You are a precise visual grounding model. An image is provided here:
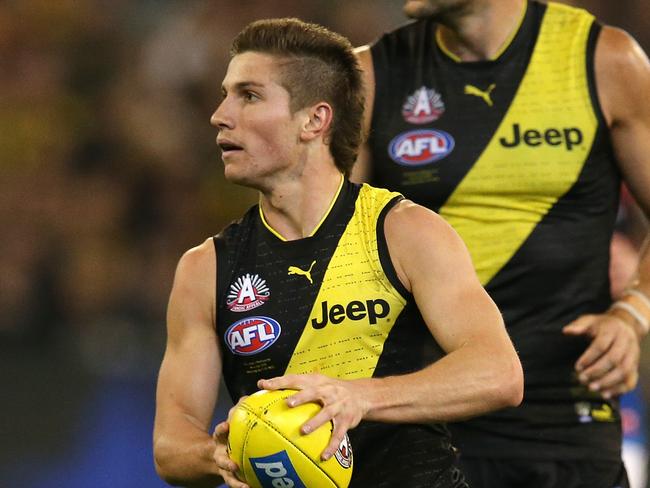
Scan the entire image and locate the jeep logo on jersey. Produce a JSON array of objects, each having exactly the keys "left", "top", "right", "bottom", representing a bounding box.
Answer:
[
  {"left": 225, "top": 316, "right": 281, "bottom": 355},
  {"left": 402, "top": 86, "right": 445, "bottom": 124},
  {"left": 311, "top": 299, "right": 390, "bottom": 329},
  {"left": 227, "top": 273, "right": 270, "bottom": 312},
  {"left": 250, "top": 451, "right": 306, "bottom": 488},
  {"left": 499, "top": 123, "right": 584, "bottom": 150},
  {"left": 388, "top": 129, "right": 455, "bottom": 166}
]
